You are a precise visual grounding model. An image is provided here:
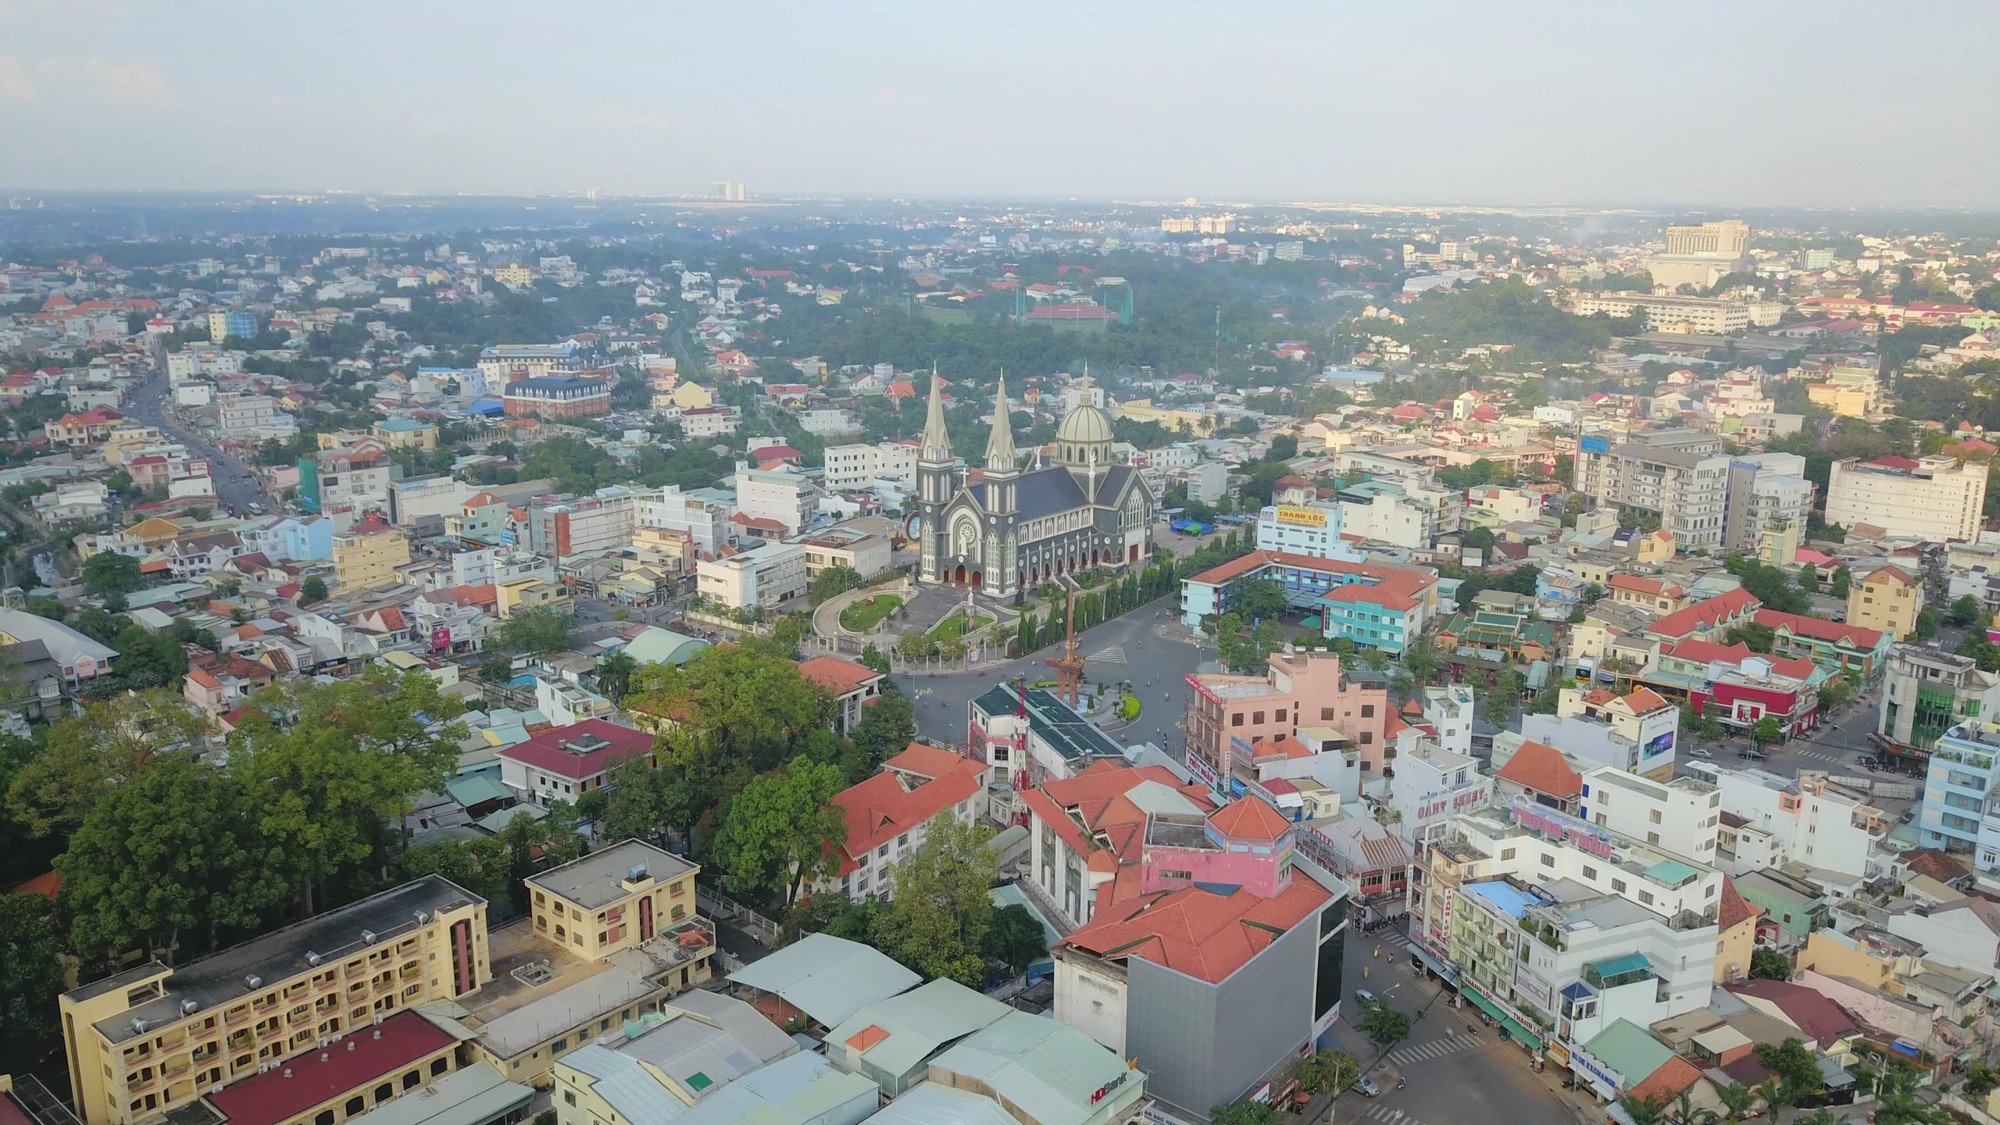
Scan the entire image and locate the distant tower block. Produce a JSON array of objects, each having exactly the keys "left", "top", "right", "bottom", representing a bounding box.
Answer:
[{"left": 584, "top": 186, "right": 603, "bottom": 201}]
